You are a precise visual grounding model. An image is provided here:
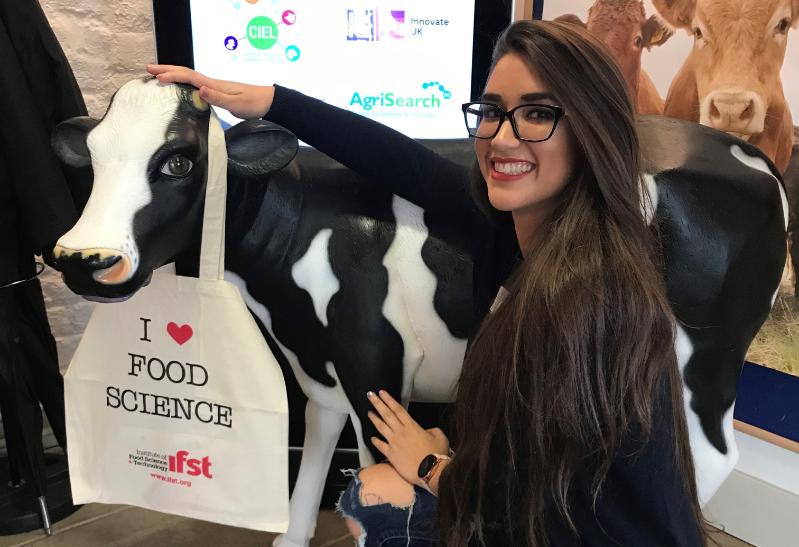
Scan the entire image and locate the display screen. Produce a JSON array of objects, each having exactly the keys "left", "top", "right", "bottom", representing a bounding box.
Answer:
[{"left": 187, "top": 0, "right": 477, "bottom": 138}]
